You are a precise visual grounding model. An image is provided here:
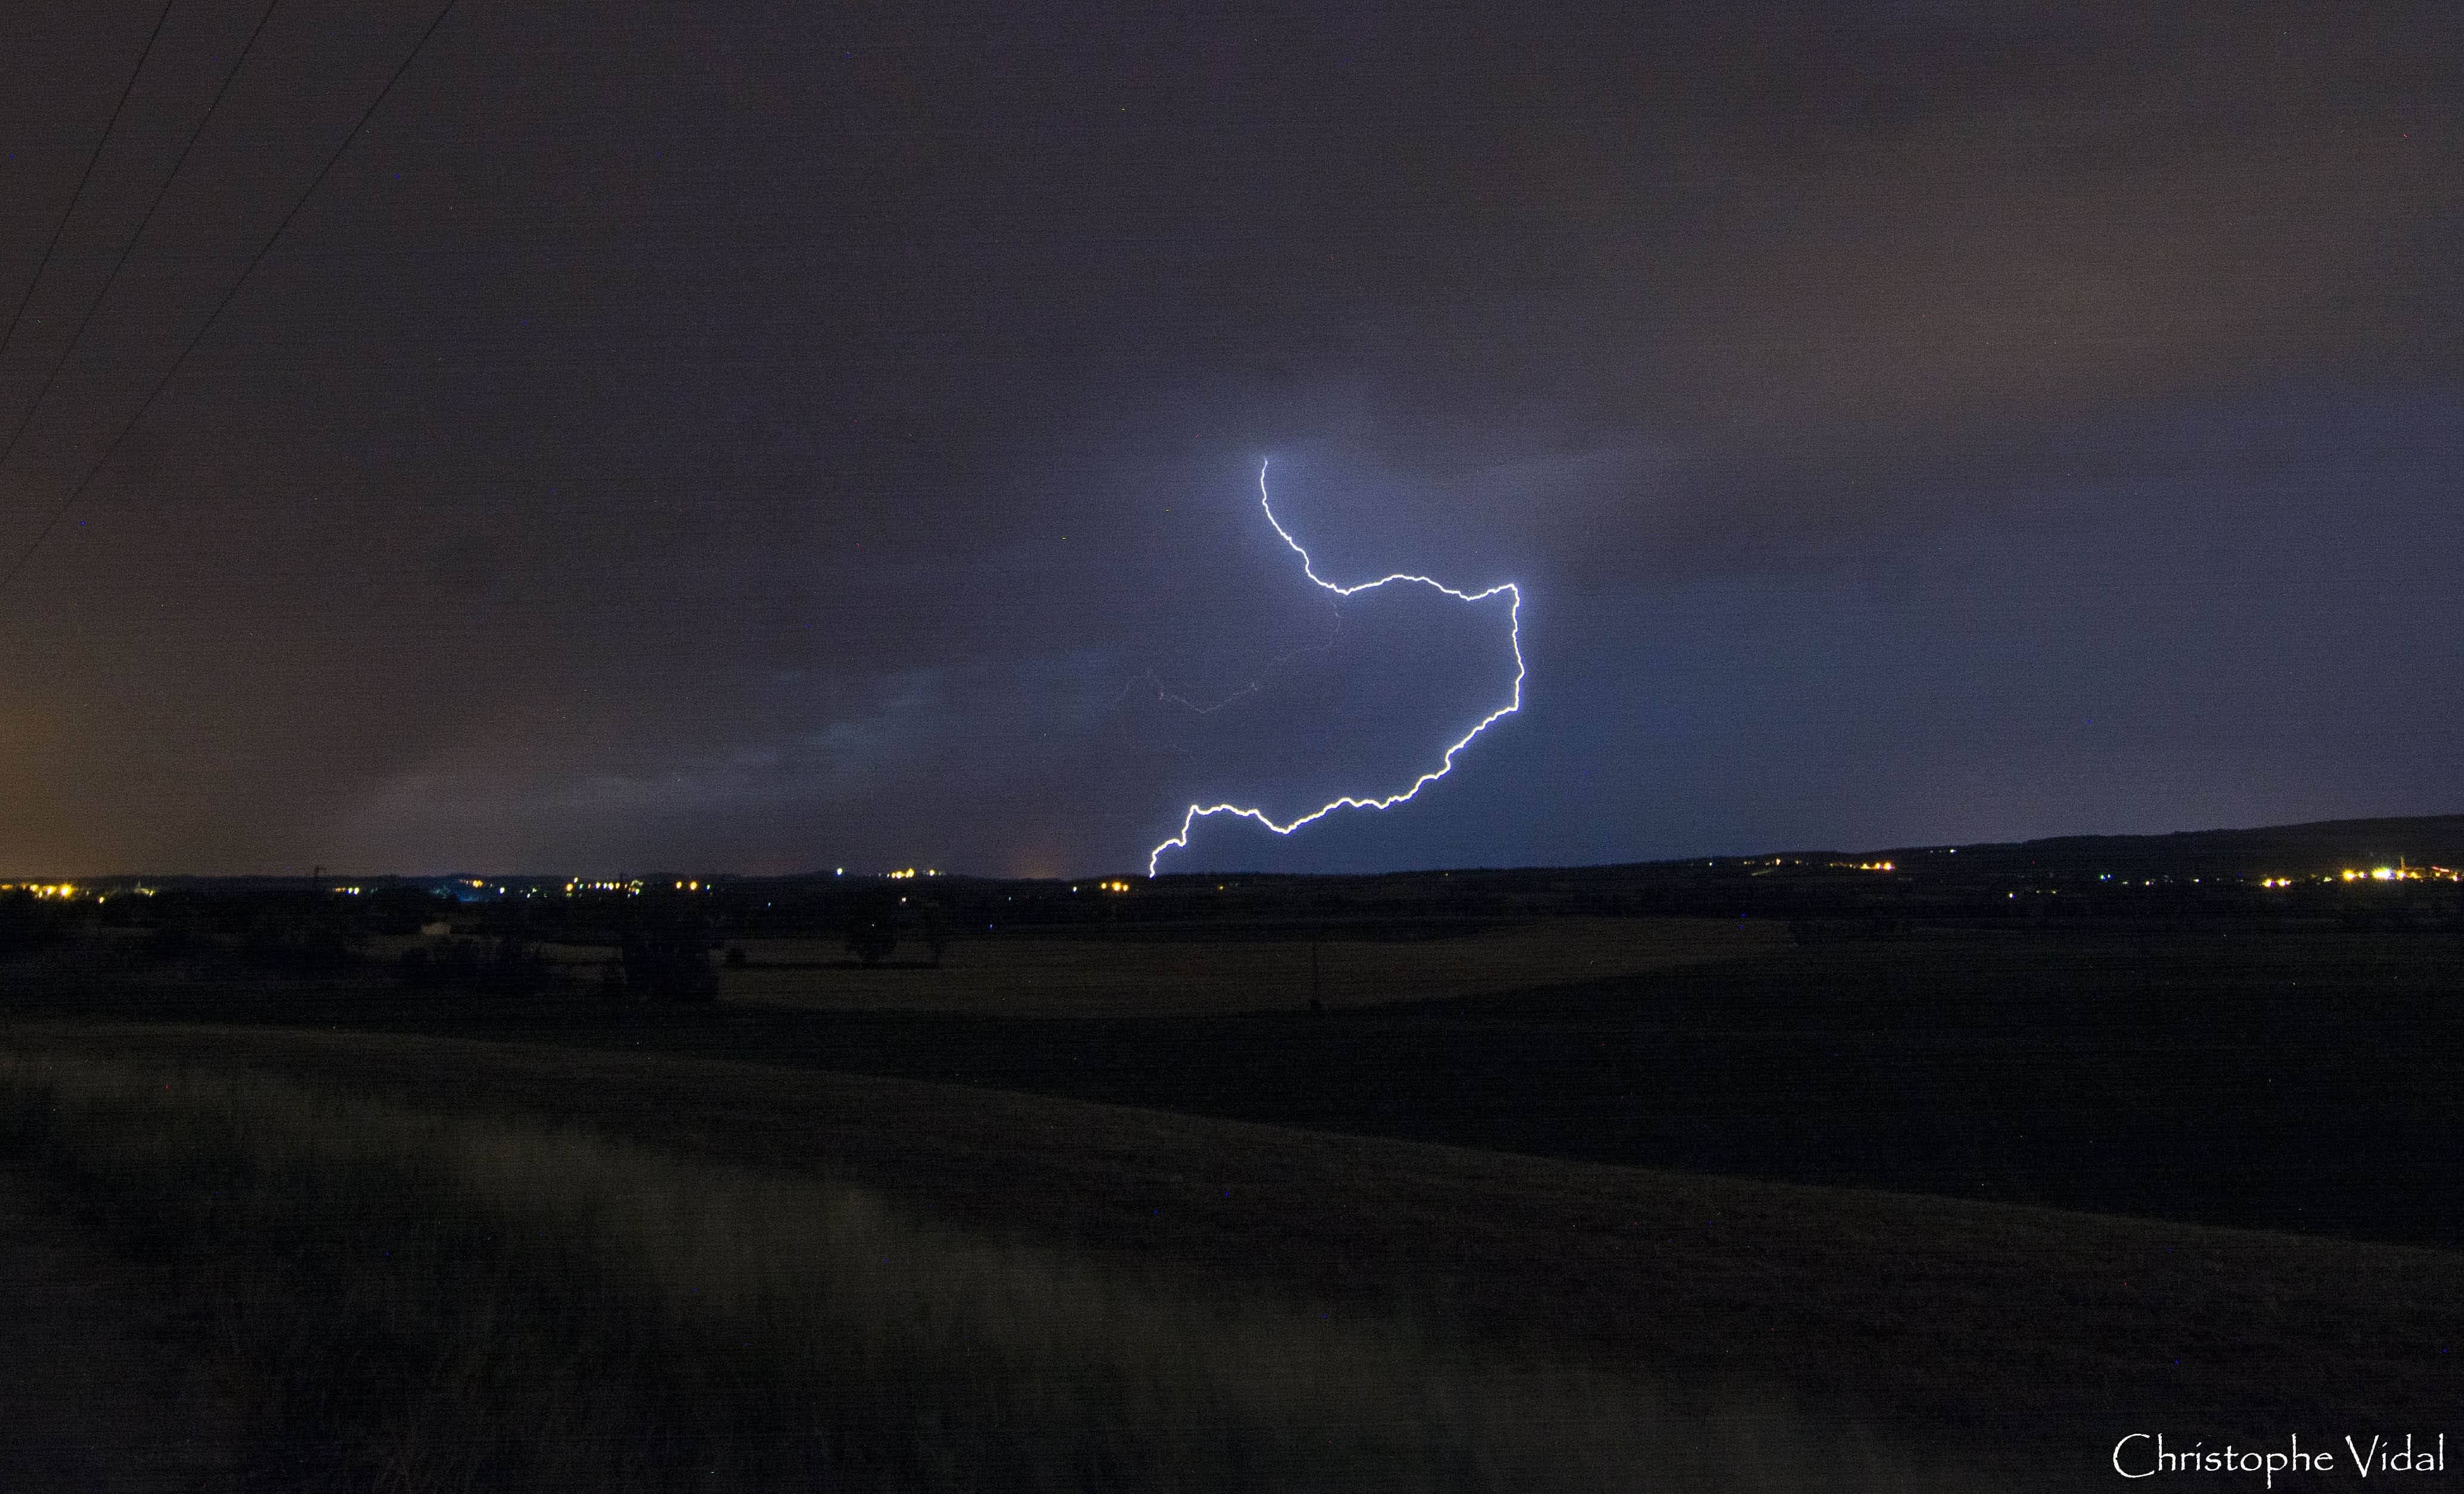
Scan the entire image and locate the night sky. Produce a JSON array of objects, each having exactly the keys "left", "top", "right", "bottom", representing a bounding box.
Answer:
[{"left": 2, "top": 3, "right": 2457, "bottom": 878}]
